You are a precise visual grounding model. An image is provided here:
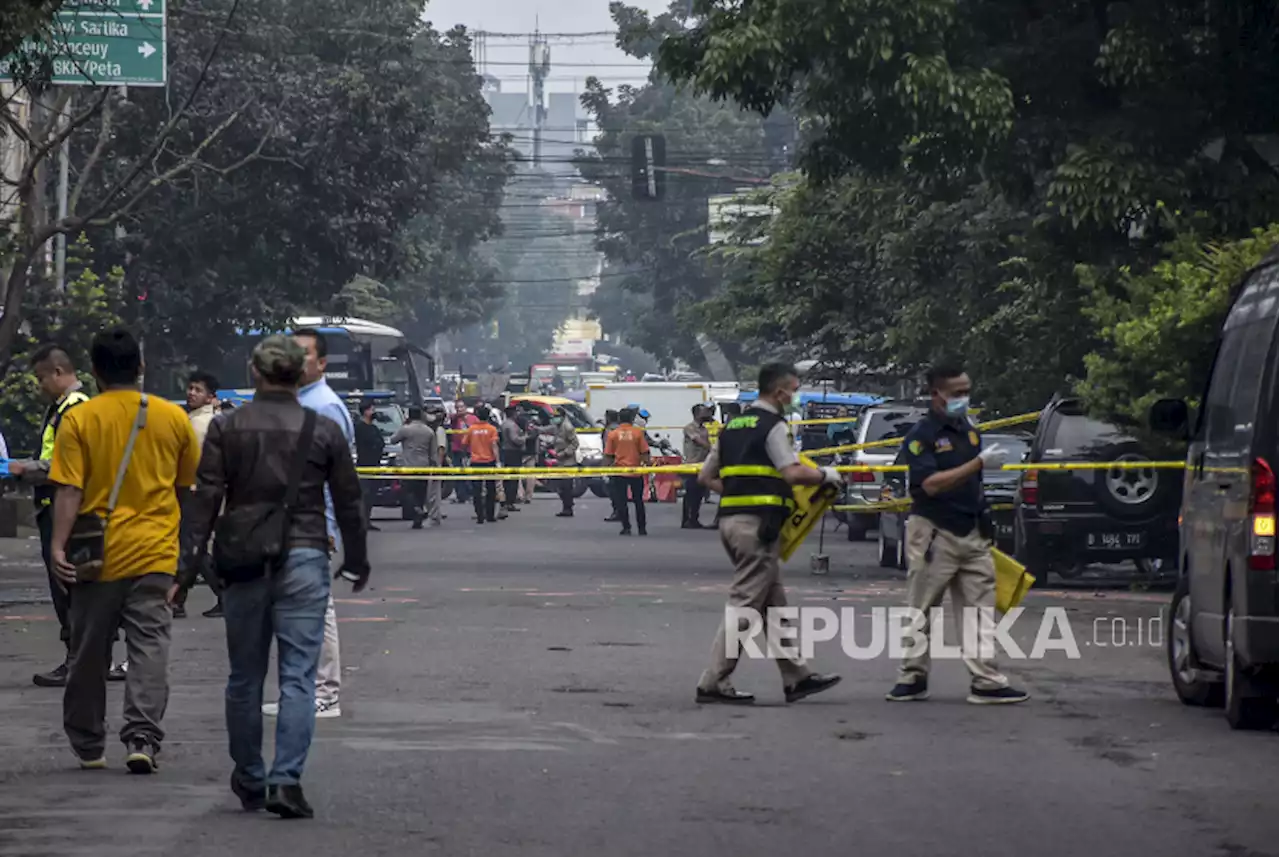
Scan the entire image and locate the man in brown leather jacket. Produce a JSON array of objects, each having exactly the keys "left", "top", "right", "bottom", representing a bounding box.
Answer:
[{"left": 178, "top": 334, "right": 368, "bottom": 820}]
